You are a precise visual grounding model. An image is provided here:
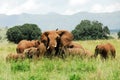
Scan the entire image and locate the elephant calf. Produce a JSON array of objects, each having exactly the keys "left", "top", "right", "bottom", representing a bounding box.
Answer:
[
  {"left": 94, "top": 43, "right": 116, "bottom": 59},
  {"left": 6, "top": 53, "right": 25, "bottom": 62},
  {"left": 24, "top": 47, "right": 40, "bottom": 59},
  {"left": 16, "top": 40, "right": 40, "bottom": 54}
]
